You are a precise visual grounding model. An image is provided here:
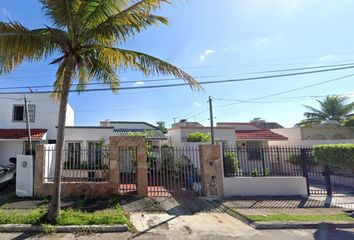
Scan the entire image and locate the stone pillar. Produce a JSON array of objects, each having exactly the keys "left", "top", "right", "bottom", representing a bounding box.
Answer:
[
  {"left": 110, "top": 136, "right": 148, "bottom": 197},
  {"left": 199, "top": 144, "right": 224, "bottom": 197},
  {"left": 136, "top": 144, "right": 147, "bottom": 197},
  {"left": 34, "top": 144, "right": 44, "bottom": 197},
  {"left": 109, "top": 136, "right": 120, "bottom": 195}
]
